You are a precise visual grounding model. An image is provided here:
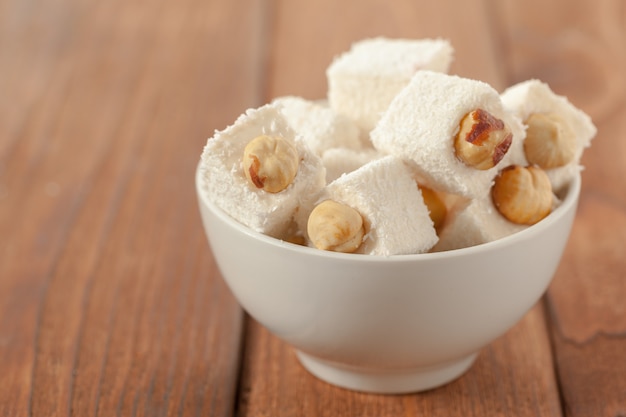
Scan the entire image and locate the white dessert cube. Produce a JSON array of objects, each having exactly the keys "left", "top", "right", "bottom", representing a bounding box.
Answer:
[
  {"left": 312, "top": 155, "right": 438, "bottom": 255},
  {"left": 321, "top": 147, "right": 382, "bottom": 183},
  {"left": 432, "top": 197, "right": 526, "bottom": 252},
  {"left": 501, "top": 79, "right": 597, "bottom": 193},
  {"left": 200, "top": 103, "right": 326, "bottom": 238},
  {"left": 273, "top": 96, "right": 364, "bottom": 156},
  {"left": 371, "top": 70, "right": 525, "bottom": 199},
  {"left": 327, "top": 37, "right": 454, "bottom": 132}
]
